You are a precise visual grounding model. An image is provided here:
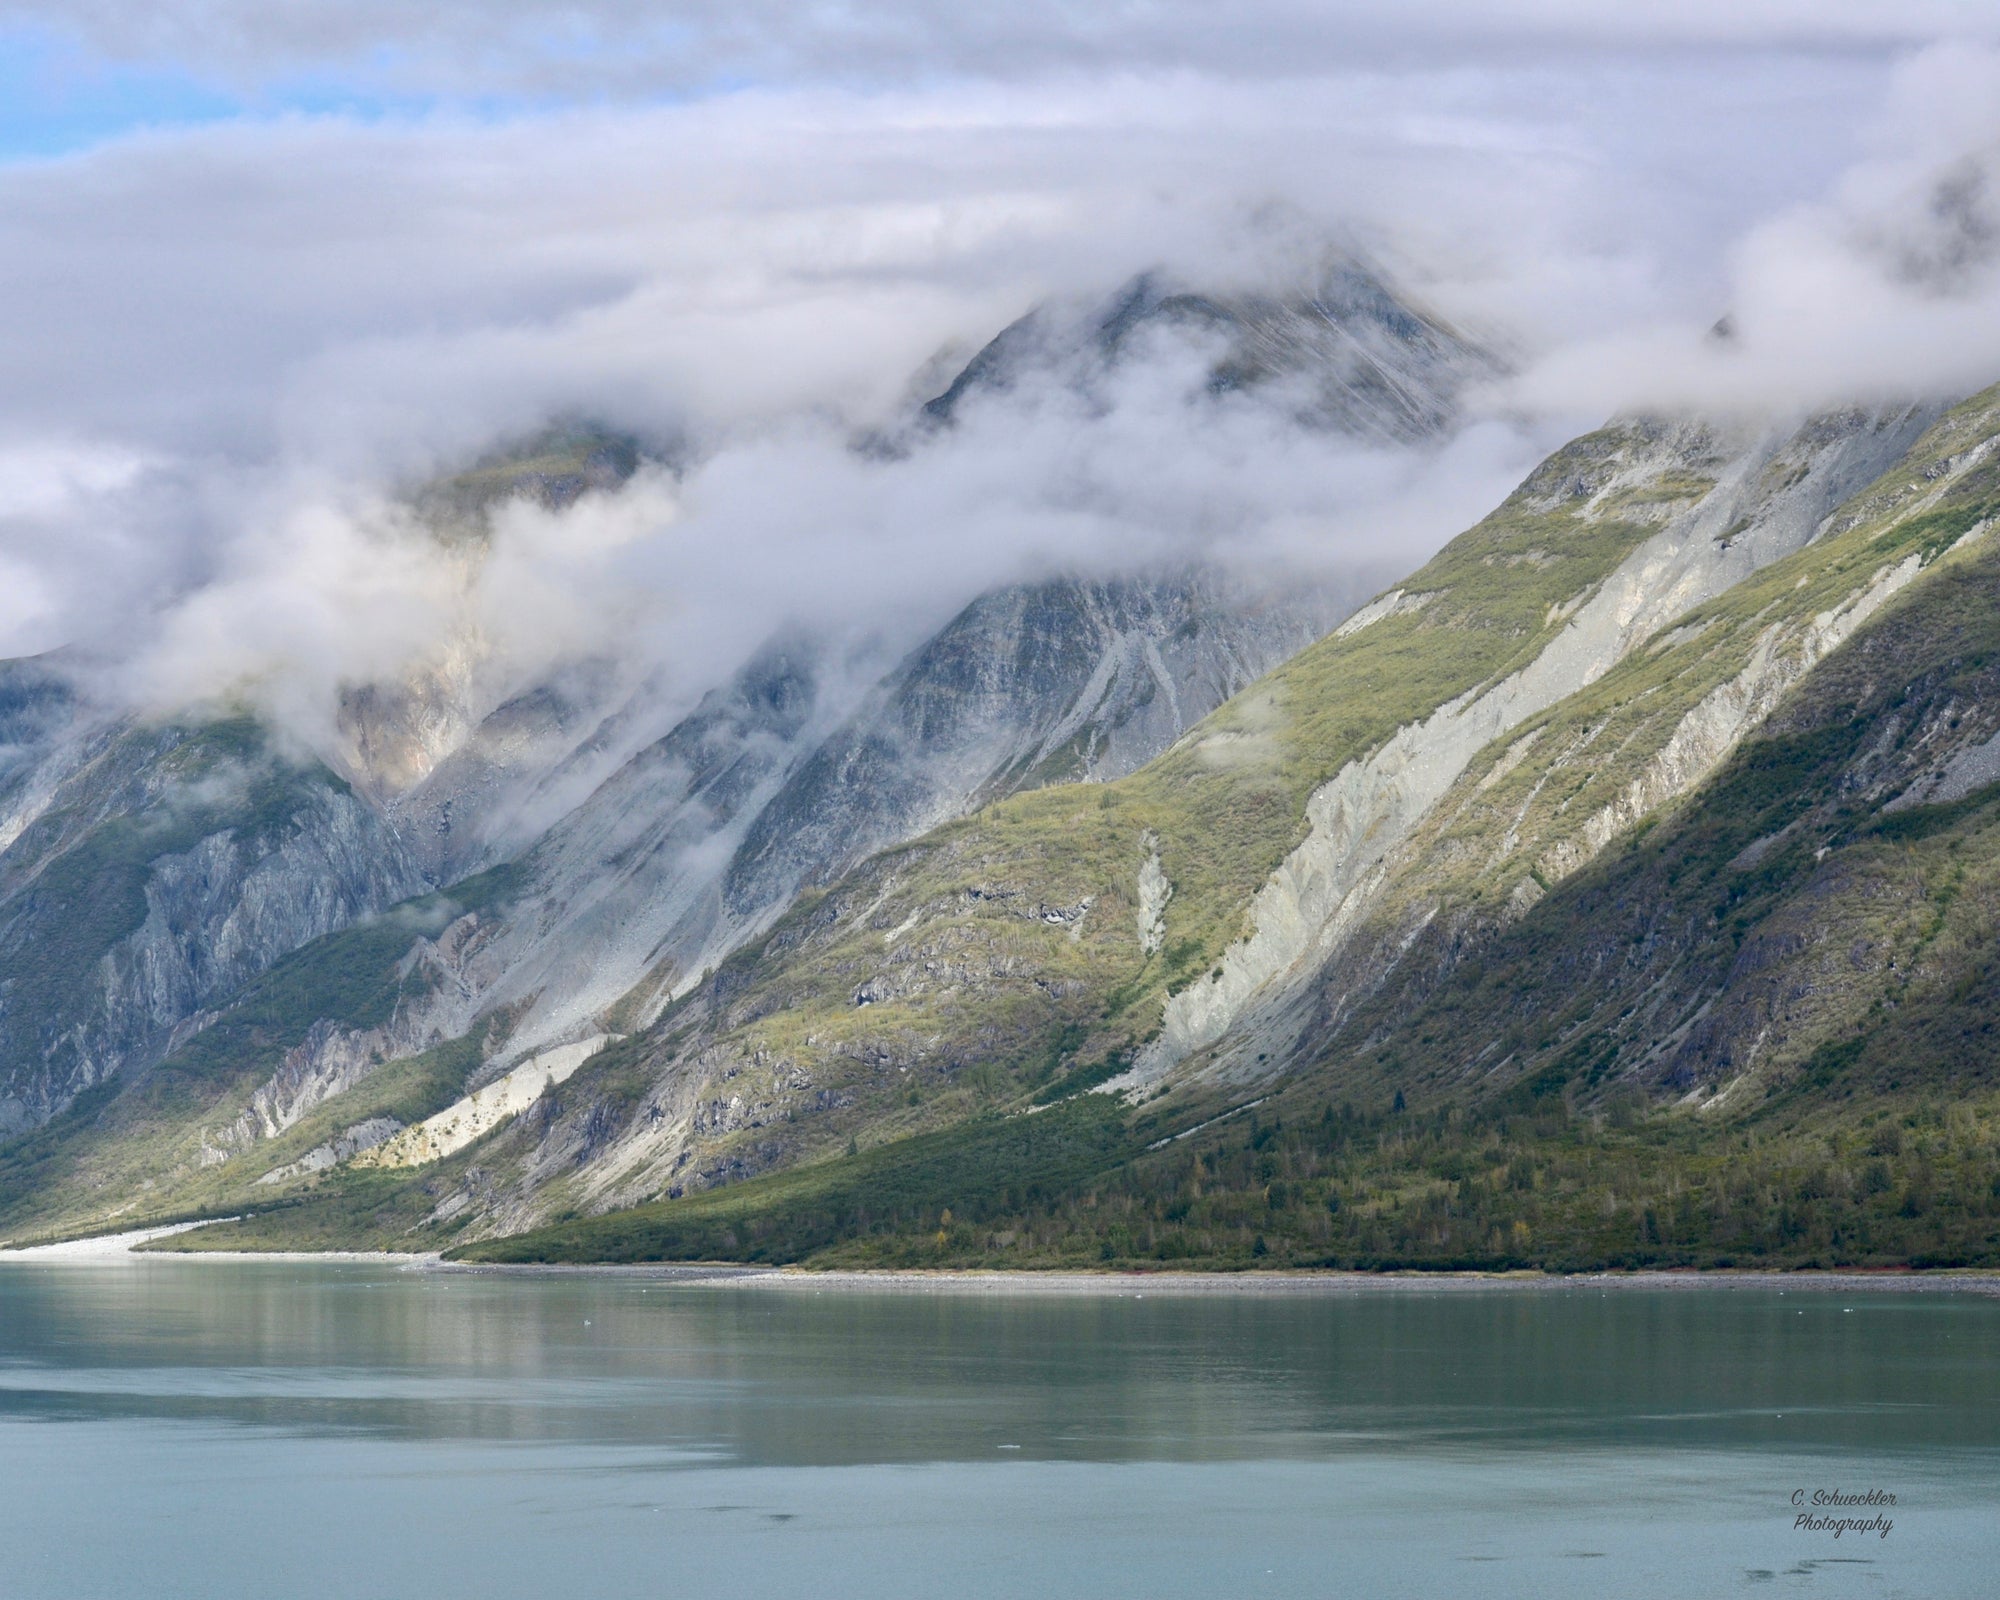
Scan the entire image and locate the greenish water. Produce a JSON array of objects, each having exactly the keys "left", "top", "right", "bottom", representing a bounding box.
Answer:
[{"left": 0, "top": 1265, "right": 1993, "bottom": 1598}]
